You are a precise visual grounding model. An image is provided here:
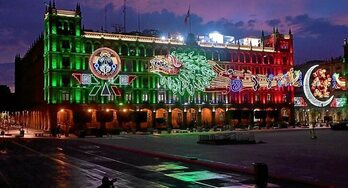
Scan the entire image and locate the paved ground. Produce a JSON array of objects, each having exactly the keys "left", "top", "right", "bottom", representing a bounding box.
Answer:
[
  {"left": 1, "top": 127, "right": 346, "bottom": 187},
  {"left": 86, "top": 128, "right": 347, "bottom": 188},
  {"left": 0, "top": 138, "right": 309, "bottom": 188}
]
